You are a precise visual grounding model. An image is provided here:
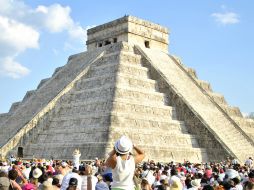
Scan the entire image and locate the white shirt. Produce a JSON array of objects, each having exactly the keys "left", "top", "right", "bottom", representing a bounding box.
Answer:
[
  {"left": 80, "top": 175, "right": 98, "bottom": 190},
  {"left": 111, "top": 155, "right": 135, "bottom": 190}
]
